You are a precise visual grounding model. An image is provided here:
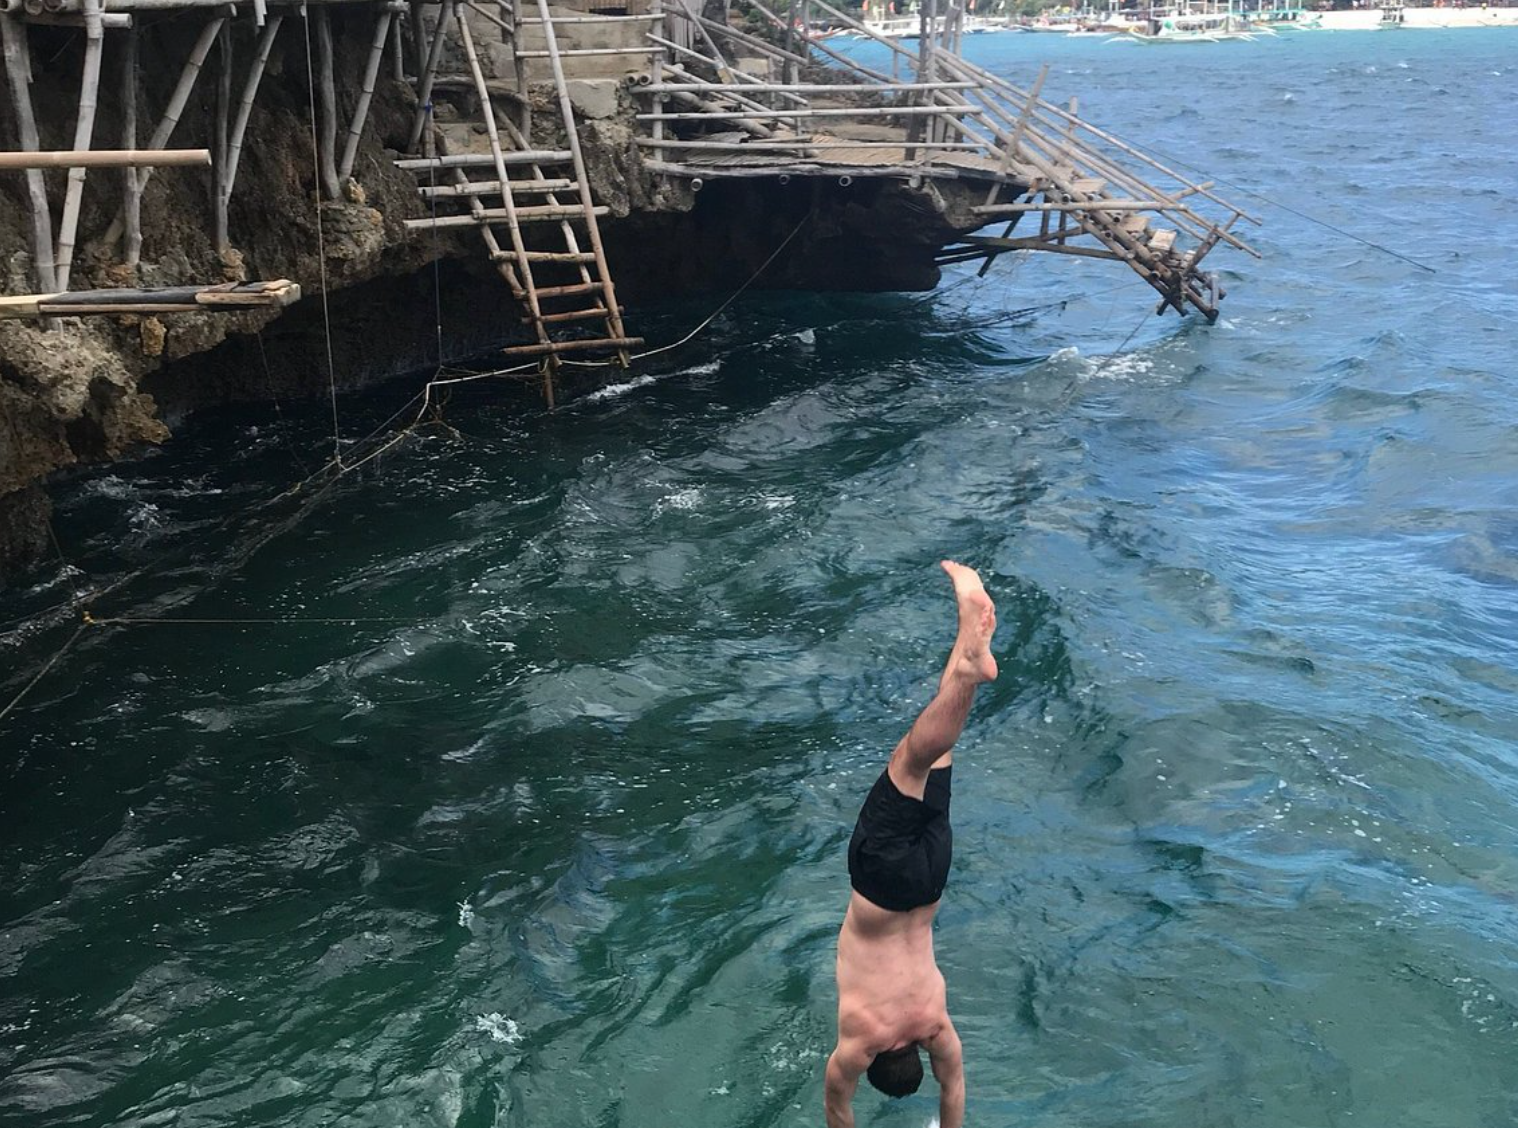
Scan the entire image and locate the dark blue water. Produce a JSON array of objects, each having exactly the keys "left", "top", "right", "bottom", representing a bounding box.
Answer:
[{"left": 3, "top": 27, "right": 1517, "bottom": 1128}]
